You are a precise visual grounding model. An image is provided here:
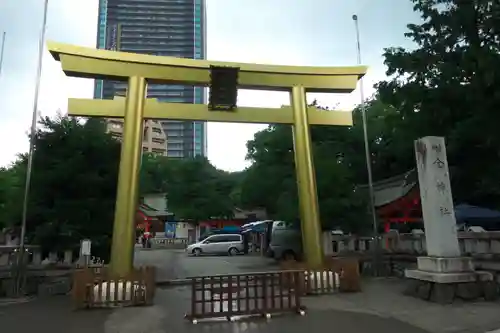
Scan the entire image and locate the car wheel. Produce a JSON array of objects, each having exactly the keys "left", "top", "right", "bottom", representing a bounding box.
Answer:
[
  {"left": 192, "top": 248, "right": 202, "bottom": 256},
  {"left": 228, "top": 247, "right": 239, "bottom": 256}
]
